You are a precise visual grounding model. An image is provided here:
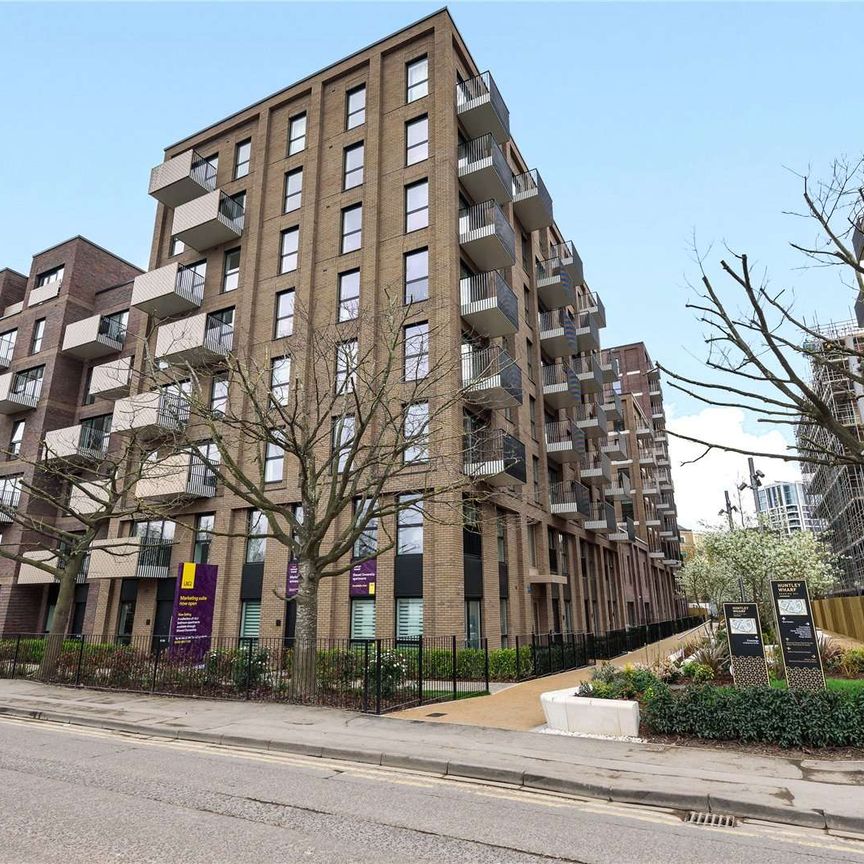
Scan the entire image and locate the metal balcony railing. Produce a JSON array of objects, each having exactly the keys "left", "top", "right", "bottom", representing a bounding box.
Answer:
[
  {"left": 187, "top": 454, "right": 218, "bottom": 496},
  {"left": 78, "top": 424, "right": 108, "bottom": 456},
  {"left": 541, "top": 361, "right": 575, "bottom": 387},
  {"left": 585, "top": 500, "right": 616, "bottom": 529},
  {"left": 459, "top": 271, "right": 518, "bottom": 329},
  {"left": 512, "top": 169, "right": 552, "bottom": 213},
  {"left": 574, "top": 401, "right": 604, "bottom": 423},
  {"left": 464, "top": 428, "right": 526, "bottom": 482},
  {"left": 545, "top": 419, "right": 578, "bottom": 445},
  {"left": 462, "top": 345, "right": 520, "bottom": 388},
  {"left": 549, "top": 480, "right": 591, "bottom": 517},
  {"left": 98, "top": 316, "right": 127, "bottom": 344},
  {"left": 11, "top": 375, "right": 42, "bottom": 403},
  {"left": 538, "top": 308, "right": 575, "bottom": 333},
  {"left": 136, "top": 540, "right": 174, "bottom": 579},
  {"left": 190, "top": 151, "right": 218, "bottom": 191},
  {"left": 458, "top": 199, "right": 515, "bottom": 255},
  {"left": 219, "top": 192, "right": 246, "bottom": 233},
  {"left": 204, "top": 316, "right": 234, "bottom": 354},
  {"left": 176, "top": 265, "right": 206, "bottom": 306},
  {"left": 455, "top": 71, "right": 509, "bottom": 135},
  {"left": 457, "top": 134, "right": 511, "bottom": 184},
  {"left": 157, "top": 391, "right": 191, "bottom": 428},
  {"left": 0, "top": 485, "right": 22, "bottom": 511},
  {"left": 0, "top": 337, "right": 14, "bottom": 367}
]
